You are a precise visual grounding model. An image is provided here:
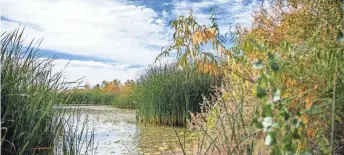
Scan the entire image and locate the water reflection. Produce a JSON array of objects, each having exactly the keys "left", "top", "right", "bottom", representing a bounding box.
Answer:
[{"left": 59, "top": 105, "right": 195, "bottom": 155}]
